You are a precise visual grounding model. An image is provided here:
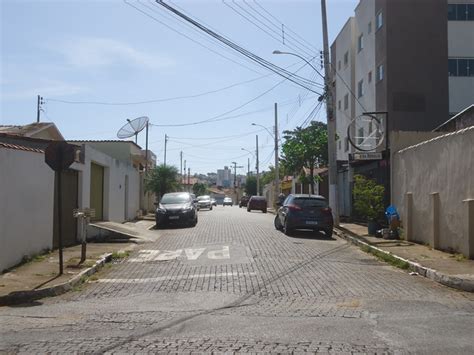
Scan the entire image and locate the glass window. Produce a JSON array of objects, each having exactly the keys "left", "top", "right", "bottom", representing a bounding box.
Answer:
[
  {"left": 294, "top": 198, "right": 328, "bottom": 208},
  {"left": 358, "top": 79, "right": 364, "bottom": 98},
  {"left": 357, "top": 127, "right": 364, "bottom": 145},
  {"left": 369, "top": 121, "right": 373, "bottom": 134},
  {"left": 469, "top": 59, "right": 474, "bottom": 76},
  {"left": 458, "top": 4, "right": 468, "bottom": 20},
  {"left": 344, "top": 137, "right": 349, "bottom": 152},
  {"left": 344, "top": 94, "right": 349, "bottom": 110},
  {"left": 377, "top": 64, "right": 384, "bottom": 81},
  {"left": 376, "top": 12, "right": 383, "bottom": 29},
  {"left": 358, "top": 34, "right": 364, "bottom": 52},
  {"left": 448, "top": 4, "right": 457, "bottom": 20},
  {"left": 338, "top": 140, "right": 341, "bottom": 150},
  {"left": 338, "top": 60, "right": 341, "bottom": 70},
  {"left": 458, "top": 59, "right": 468, "bottom": 76},
  {"left": 344, "top": 51, "right": 349, "bottom": 66},
  {"left": 468, "top": 4, "right": 474, "bottom": 21},
  {"left": 448, "top": 59, "right": 458, "bottom": 76},
  {"left": 368, "top": 21, "right": 372, "bottom": 34},
  {"left": 368, "top": 71, "right": 372, "bottom": 83},
  {"left": 338, "top": 100, "right": 341, "bottom": 110}
]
